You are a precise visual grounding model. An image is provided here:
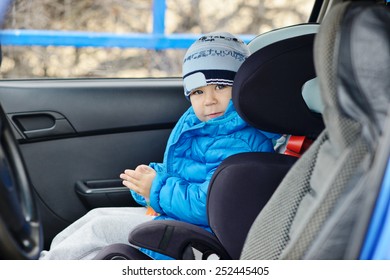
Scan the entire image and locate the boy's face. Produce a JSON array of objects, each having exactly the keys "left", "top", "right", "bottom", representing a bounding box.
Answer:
[{"left": 189, "top": 84, "right": 232, "bottom": 122}]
